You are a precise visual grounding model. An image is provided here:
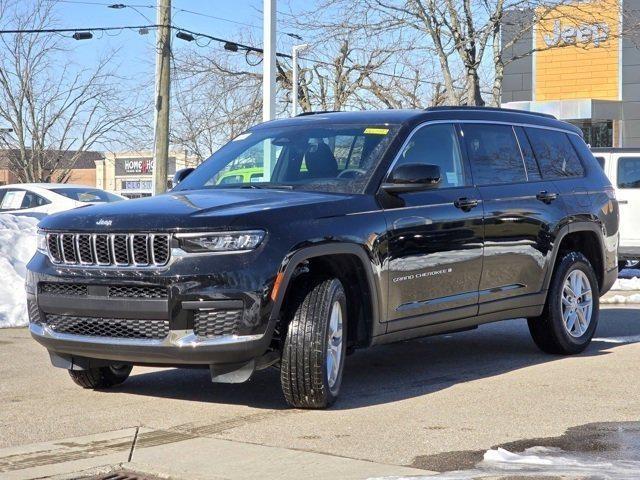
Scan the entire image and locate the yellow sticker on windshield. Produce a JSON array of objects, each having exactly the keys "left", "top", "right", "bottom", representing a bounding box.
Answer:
[{"left": 364, "top": 127, "right": 389, "bottom": 135}]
